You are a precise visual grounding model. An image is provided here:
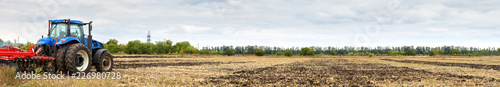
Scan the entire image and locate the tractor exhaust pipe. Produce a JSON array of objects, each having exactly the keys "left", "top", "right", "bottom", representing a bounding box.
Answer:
[
  {"left": 87, "top": 21, "right": 93, "bottom": 58},
  {"left": 67, "top": 19, "right": 71, "bottom": 37}
]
